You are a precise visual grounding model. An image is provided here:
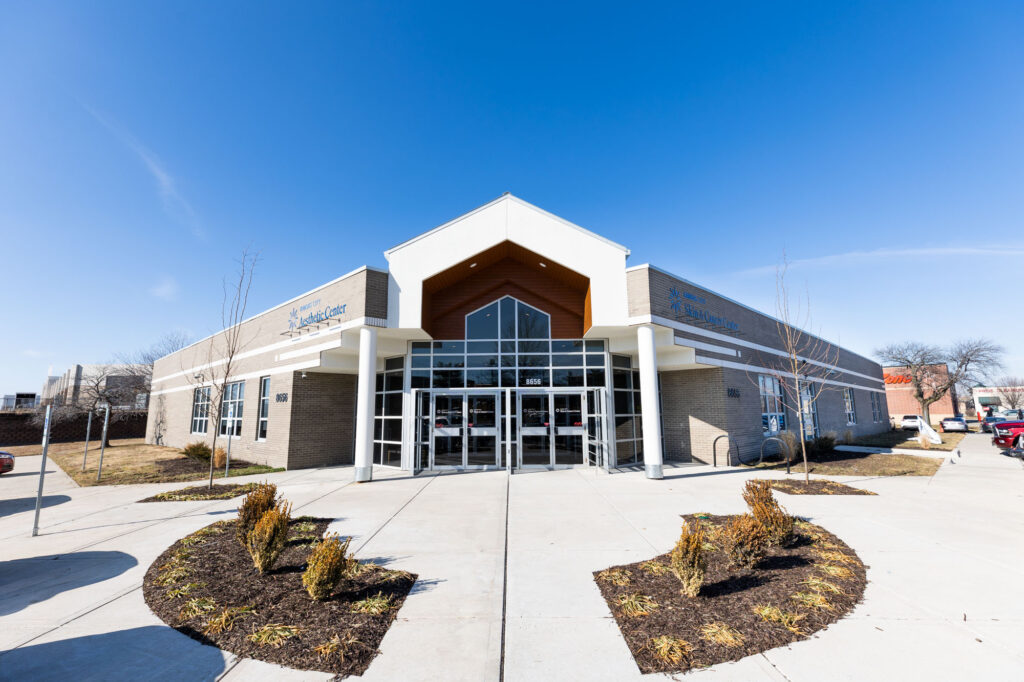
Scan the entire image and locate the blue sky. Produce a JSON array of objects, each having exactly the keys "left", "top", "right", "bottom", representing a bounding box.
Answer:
[{"left": 2, "top": 1, "right": 1023, "bottom": 396}]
